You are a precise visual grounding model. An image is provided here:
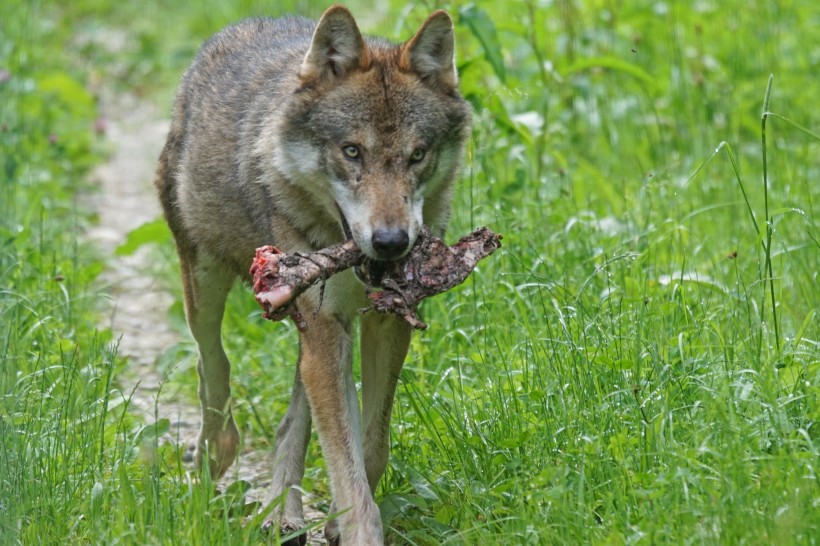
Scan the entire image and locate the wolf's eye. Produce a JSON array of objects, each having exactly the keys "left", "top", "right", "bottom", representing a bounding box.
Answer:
[
  {"left": 410, "top": 148, "right": 426, "bottom": 163},
  {"left": 342, "top": 145, "right": 360, "bottom": 160}
]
